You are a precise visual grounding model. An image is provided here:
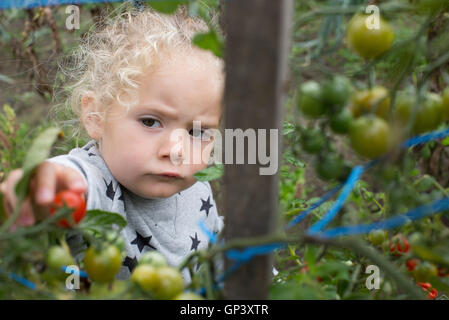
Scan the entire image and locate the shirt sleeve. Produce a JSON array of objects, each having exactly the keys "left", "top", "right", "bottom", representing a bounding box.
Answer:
[{"left": 45, "top": 155, "right": 105, "bottom": 211}]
